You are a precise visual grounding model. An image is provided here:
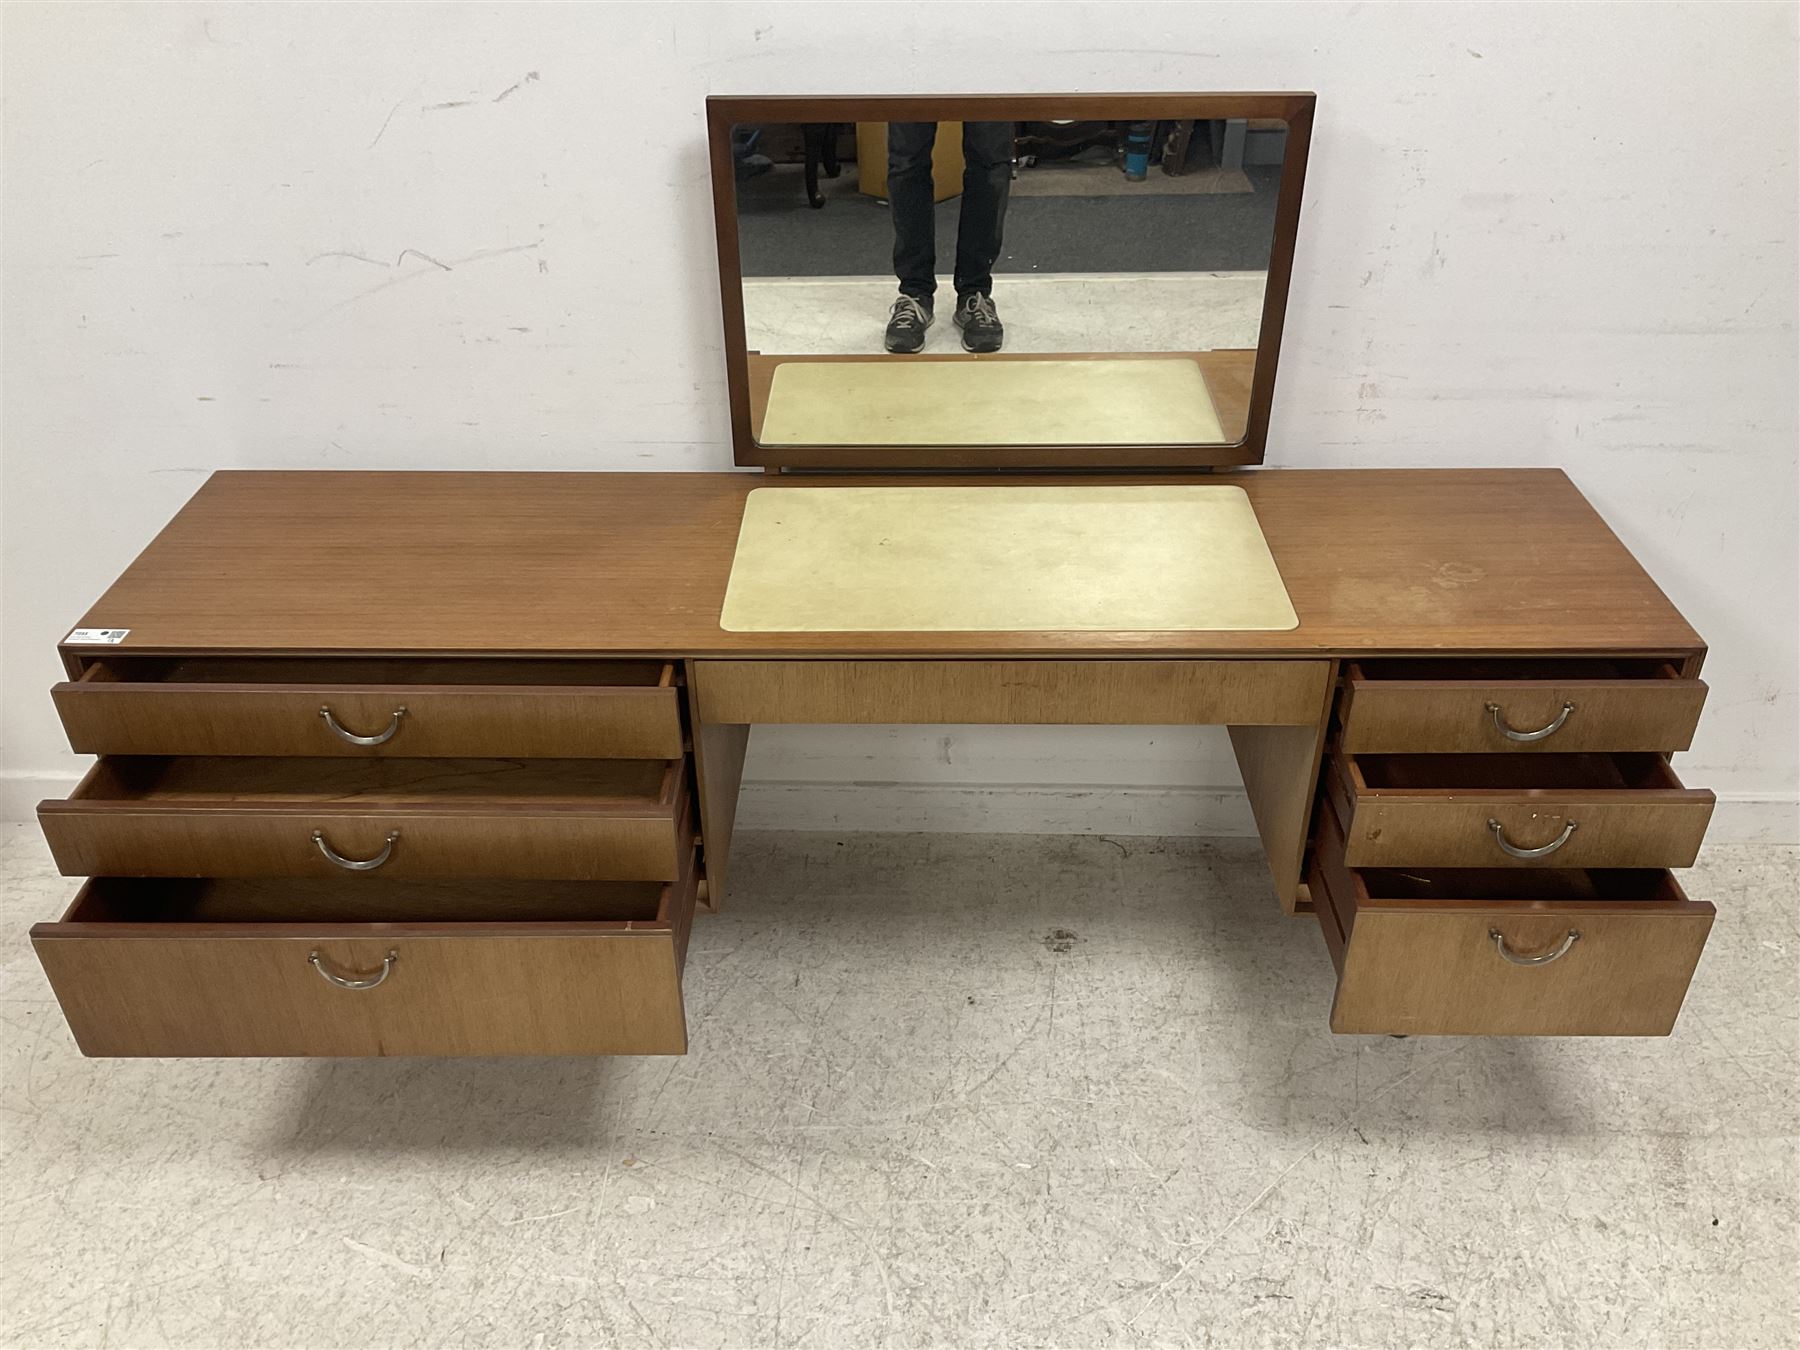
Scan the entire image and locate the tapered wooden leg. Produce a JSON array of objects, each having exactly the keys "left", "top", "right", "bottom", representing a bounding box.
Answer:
[
  {"left": 1228, "top": 661, "right": 1337, "bottom": 914},
  {"left": 686, "top": 661, "right": 750, "bottom": 913}
]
